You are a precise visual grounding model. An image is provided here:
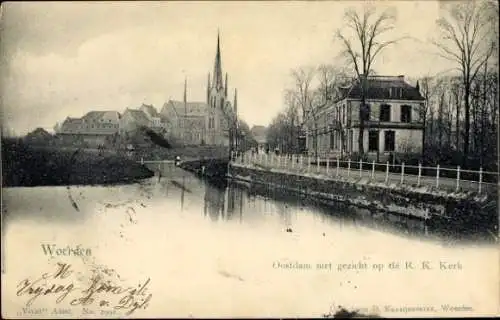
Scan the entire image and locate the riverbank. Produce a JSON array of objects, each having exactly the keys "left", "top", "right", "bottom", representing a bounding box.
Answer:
[
  {"left": 2, "top": 140, "right": 154, "bottom": 187},
  {"left": 178, "top": 157, "right": 229, "bottom": 183},
  {"left": 227, "top": 162, "right": 498, "bottom": 226},
  {"left": 131, "top": 145, "right": 229, "bottom": 162}
]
